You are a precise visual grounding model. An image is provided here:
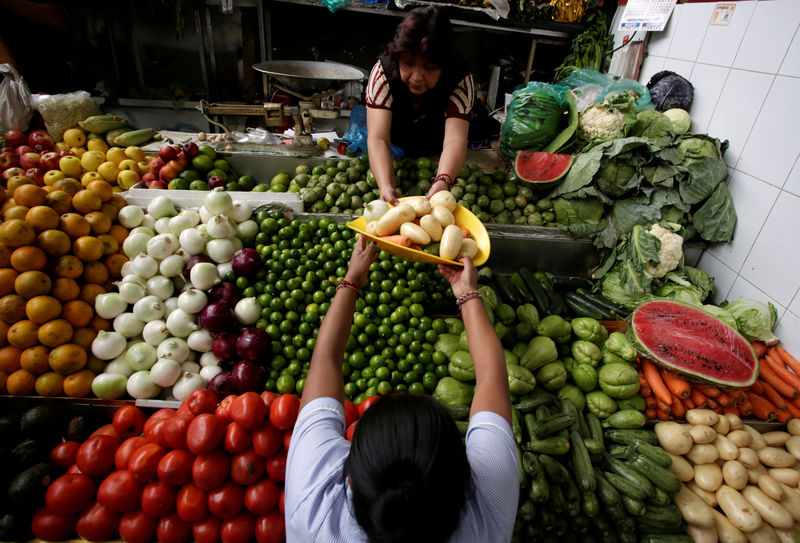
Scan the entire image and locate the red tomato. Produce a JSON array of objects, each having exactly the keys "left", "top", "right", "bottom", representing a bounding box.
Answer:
[
  {"left": 337, "top": 142, "right": 348, "bottom": 155},
  {"left": 49, "top": 441, "right": 80, "bottom": 470},
  {"left": 67, "top": 464, "right": 83, "bottom": 474},
  {"left": 279, "top": 488, "right": 284, "bottom": 514},
  {"left": 255, "top": 510, "right": 285, "bottom": 543},
  {"left": 163, "top": 416, "right": 192, "bottom": 450},
  {"left": 176, "top": 401, "right": 195, "bottom": 419},
  {"left": 269, "top": 394, "right": 299, "bottom": 431},
  {"left": 157, "top": 512, "right": 192, "bottom": 543},
  {"left": 91, "top": 423, "right": 123, "bottom": 443},
  {"left": 144, "top": 417, "right": 170, "bottom": 445},
  {"left": 32, "top": 507, "right": 76, "bottom": 542},
  {"left": 119, "top": 510, "right": 159, "bottom": 543},
  {"left": 260, "top": 391, "right": 277, "bottom": 410},
  {"left": 76, "top": 501, "right": 122, "bottom": 542},
  {"left": 230, "top": 449, "right": 264, "bottom": 486},
  {"left": 189, "top": 389, "right": 219, "bottom": 416},
  {"left": 244, "top": 479, "right": 280, "bottom": 516},
  {"left": 283, "top": 429, "right": 292, "bottom": 451},
  {"left": 46, "top": 473, "right": 95, "bottom": 516},
  {"left": 115, "top": 436, "right": 147, "bottom": 471},
  {"left": 192, "top": 451, "right": 229, "bottom": 490},
  {"left": 143, "top": 408, "right": 176, "bottom": 435},
  {"left": 358, "top": 395, "right": 380, "bottom": 417},
  {"left": 345, "top": 420, "right": 358, "bottom": 442},
  {"left": 141, "top": 481, "right": 177, "bottom": 517},
  {"left": 344, "top": 400, "right": 359, "bottom": 427},
  {"left": 113, "top": 405, "right": 147, "bottom": 438},
  {"left": 193, "top": 517, "right": 221, "bottom": 543},
  {"left": 251, "top": 421, "right": 281, "bottom": 458},
  {"left": 76, "top": 435, "right": 119, "bottom": 478},
  {"left": 231, "top": 392, "right": 268, "bottom": 431},
  {"left": 97, "top": 470, "right": 143, "bottom": 513},
  {"left": 176, "top": 482, "right": 209, "bottom": 522},
  {"left": 220, "top": 512, "right": 256, "bottom": 543},
  {"left": 186, "top": 414, "right": 225, "bottom": 456},
  {"left": 215, "top": 395, "right": 236, "bottom": 424},
  {"left": 207, "top": 481, "right": 244, "bottom": 519},
  {"left": 128, "top": 443, "right": 167, "bottom": 483},
  {"left": 224, "top": 422, "right": 251, "bottom": 454},
  {"left": 158, "top": 449, "right": 195, "bottom": 486},
  {"left": 265, "top": 449, "right": 287, "bottom": 482}
]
